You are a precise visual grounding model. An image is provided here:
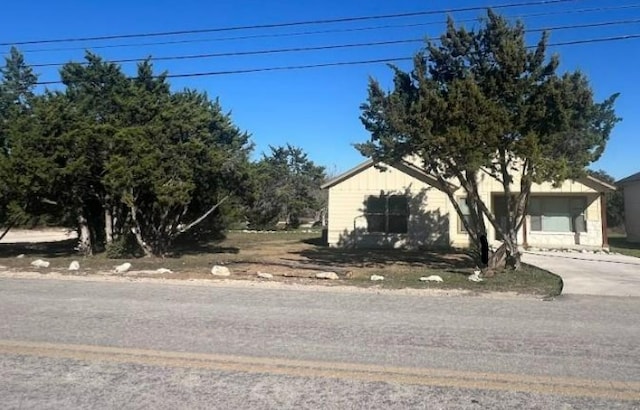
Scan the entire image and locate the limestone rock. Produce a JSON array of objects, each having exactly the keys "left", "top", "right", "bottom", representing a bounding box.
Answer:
[
  {"left": 315, "top": 271, "right": 339, "bottom": 280},
  {"left": 114, "top": 262, "right": 132, "bottom": 273},
  {"left": 370, "top": 274, "right": 385, "bottom": 281},
  {"left": 468, "top": 271, "right": 484, "bottom": 282},
  {"left": 68, "top": 261, "right": 80, "bottom": 271},
  {"left": 211, "top": 265, "right": 231, "bottom": 276},
  {"left": 30, "top": 259, "right": 50, "bottom": 268},
  {"left": 156, "top": 268, "right": 173, "bottom": 274},
  {"left": 257, "top": 272, "right": 273, "bottom": 279},
  {"left": 419, "top": 275, "right": 443, "bottom": 283},
  {"left": 16, "top": 254, "right": 25, "bottom": 258}
]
